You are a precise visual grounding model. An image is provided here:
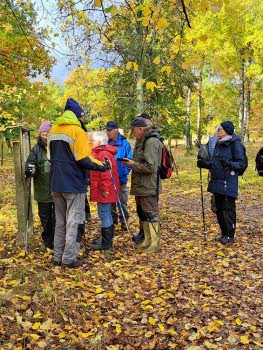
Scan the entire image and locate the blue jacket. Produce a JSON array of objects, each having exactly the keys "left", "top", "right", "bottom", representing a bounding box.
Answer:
[
  {"left": 47, "top": 111, "right": 105, "bottom": 193},
  {"left": 207, "top": 134, "right": 247, "bottom": 198},
  {"left": 108, "top": 133, "right": 133, "bottom": 185}
]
